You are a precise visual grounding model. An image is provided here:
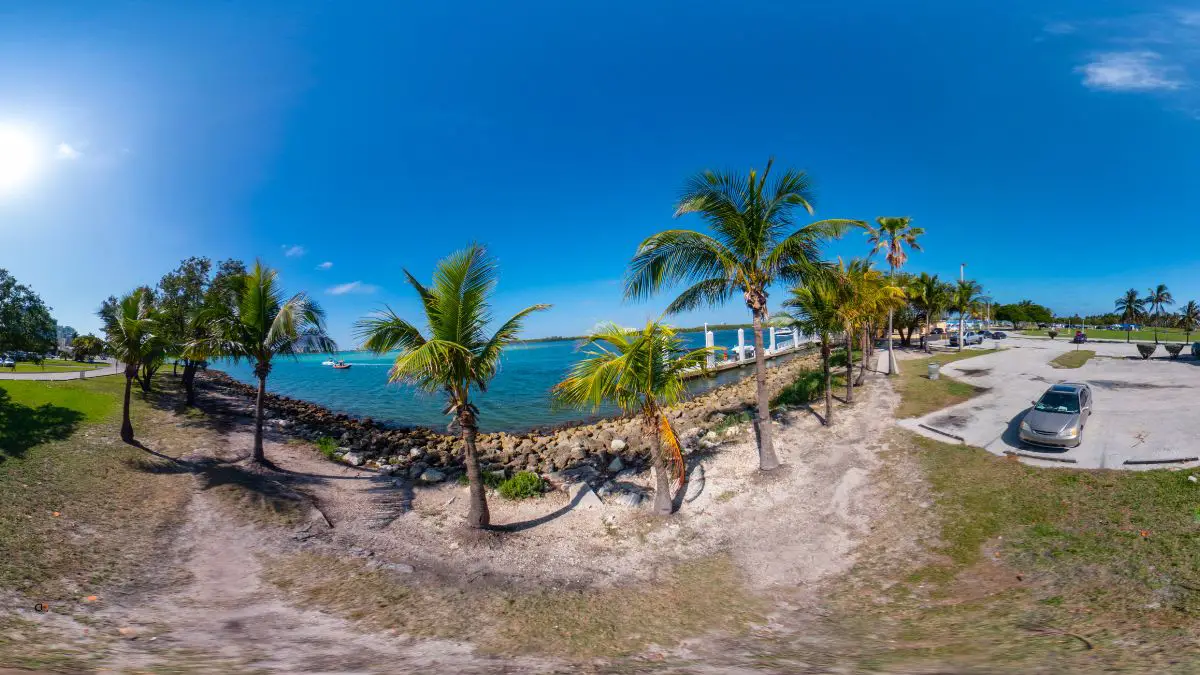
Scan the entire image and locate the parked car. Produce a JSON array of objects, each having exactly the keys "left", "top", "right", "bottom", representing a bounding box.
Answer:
[
  {"left": 1072, "top": 331, "right": 1088, "bottom": 344},
  {"left": 1019, "top": 382, "right": 1092, "bottom": 448},
  {"left": 979, "top": 330, "right": 993, "bottom": 339},
  {"left": 932, "top": 327, "right": 945, "bottom": 335},
  {"left": 1, "top": 355, "right": 14, "bottom": 368},
  {"left": 991, "top": 331, "right": 1007, "bottom": 339},
  {"left": 949, "top": 331, "right": 984, "bottom": 347}
]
